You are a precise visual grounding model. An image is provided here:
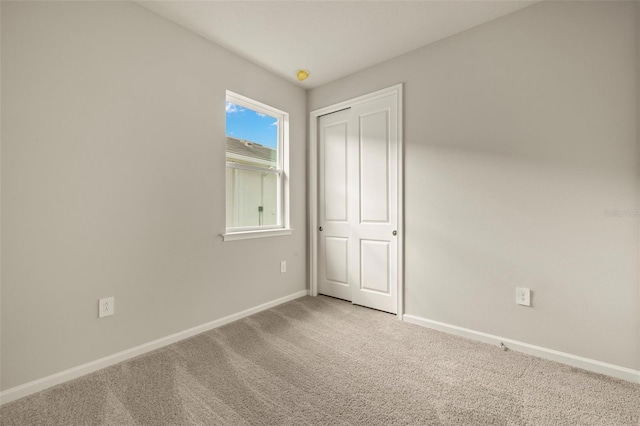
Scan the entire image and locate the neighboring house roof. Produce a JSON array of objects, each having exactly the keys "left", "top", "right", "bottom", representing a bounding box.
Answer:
[{"left": 226, "top": 137, "right": 276, "bottom": 164}]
